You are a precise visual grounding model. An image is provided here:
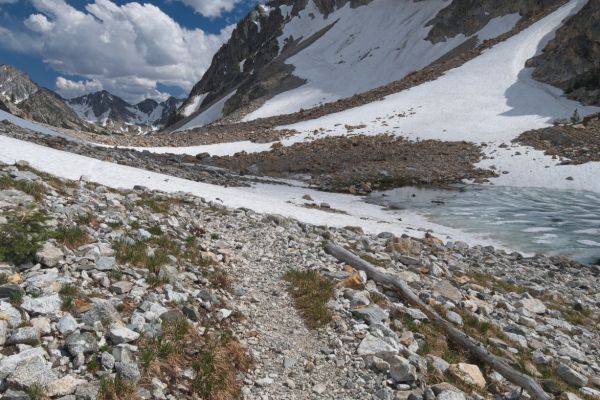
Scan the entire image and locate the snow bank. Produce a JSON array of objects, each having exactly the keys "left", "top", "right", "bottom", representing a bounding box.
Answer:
[
  {"left": 0, "top": 134, "right": 502, "bottom": 248},
  {"left": 0, "top": 110, "right": 81, "bottom": 142},
  {"left": 177, "top": 91, "right": 236, "bottom": 132}
]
